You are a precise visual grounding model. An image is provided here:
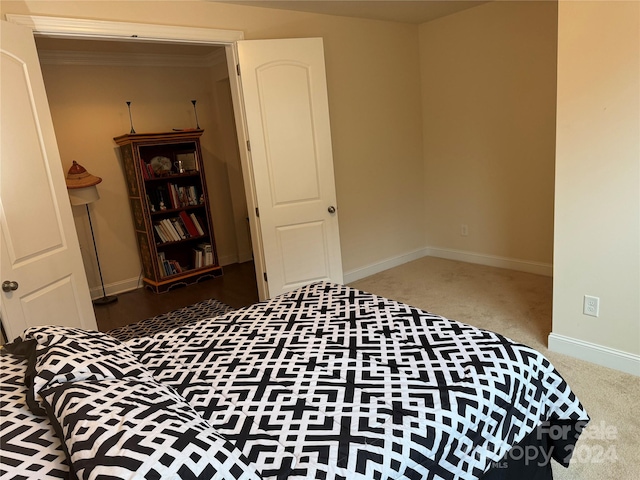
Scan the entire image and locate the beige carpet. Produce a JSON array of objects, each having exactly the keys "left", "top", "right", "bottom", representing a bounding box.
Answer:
[{"left": 349, "top": 256, "right": 639, "bottom": 480}]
